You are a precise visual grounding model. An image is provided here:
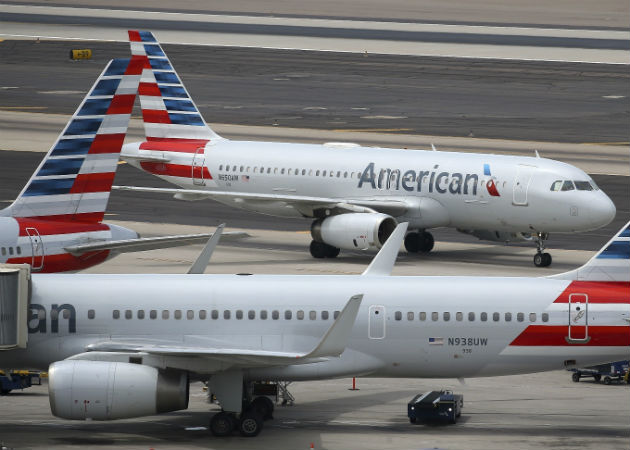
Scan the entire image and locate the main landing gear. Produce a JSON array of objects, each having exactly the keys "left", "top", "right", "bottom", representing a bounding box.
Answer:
[
  {"left": 533, "top": 231, "right": 552, "bottom": 267},
  {"left": 209, "top": 396, "right": 275, "bottom": 437},
  {"left": 310, "top": 240, "right": 340, "bottom": 258},
  {"left": 404, "top": 230, "right": 435, "bottom": 254}
]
